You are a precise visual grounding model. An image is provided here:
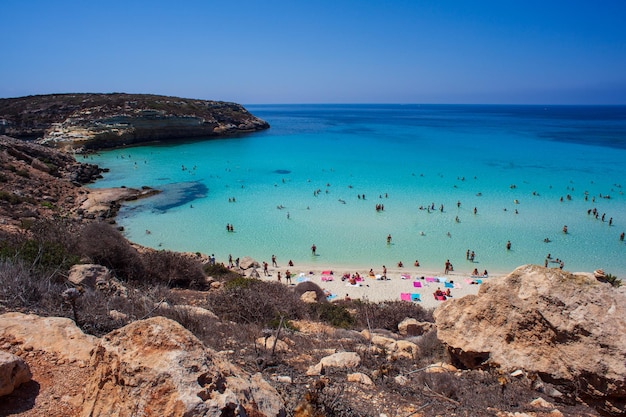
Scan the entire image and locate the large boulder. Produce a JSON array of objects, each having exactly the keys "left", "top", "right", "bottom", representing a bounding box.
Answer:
[
  {"left": 239, "top": 256, "right": 260, "bottom": 270},
  {"left": 0, "top": 351, "right": 31, "bottom": 397},
  {"left": 68, "top": 264, "right": 112, "bottom": 289},
  {"left": 0, "top": 312, "right": 97, "bottom": 365},
  {"left": 81, "top": 316, "right": 285, "bottom": 417},
  {"left": 434, "top": 264, "right": 626, "bottom": 414}
]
